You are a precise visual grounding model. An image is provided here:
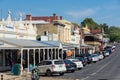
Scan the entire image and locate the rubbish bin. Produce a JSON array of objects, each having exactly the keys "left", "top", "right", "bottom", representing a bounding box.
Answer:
[{"left": 13, "top": 64, "right": 20, "bottom": 75}]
